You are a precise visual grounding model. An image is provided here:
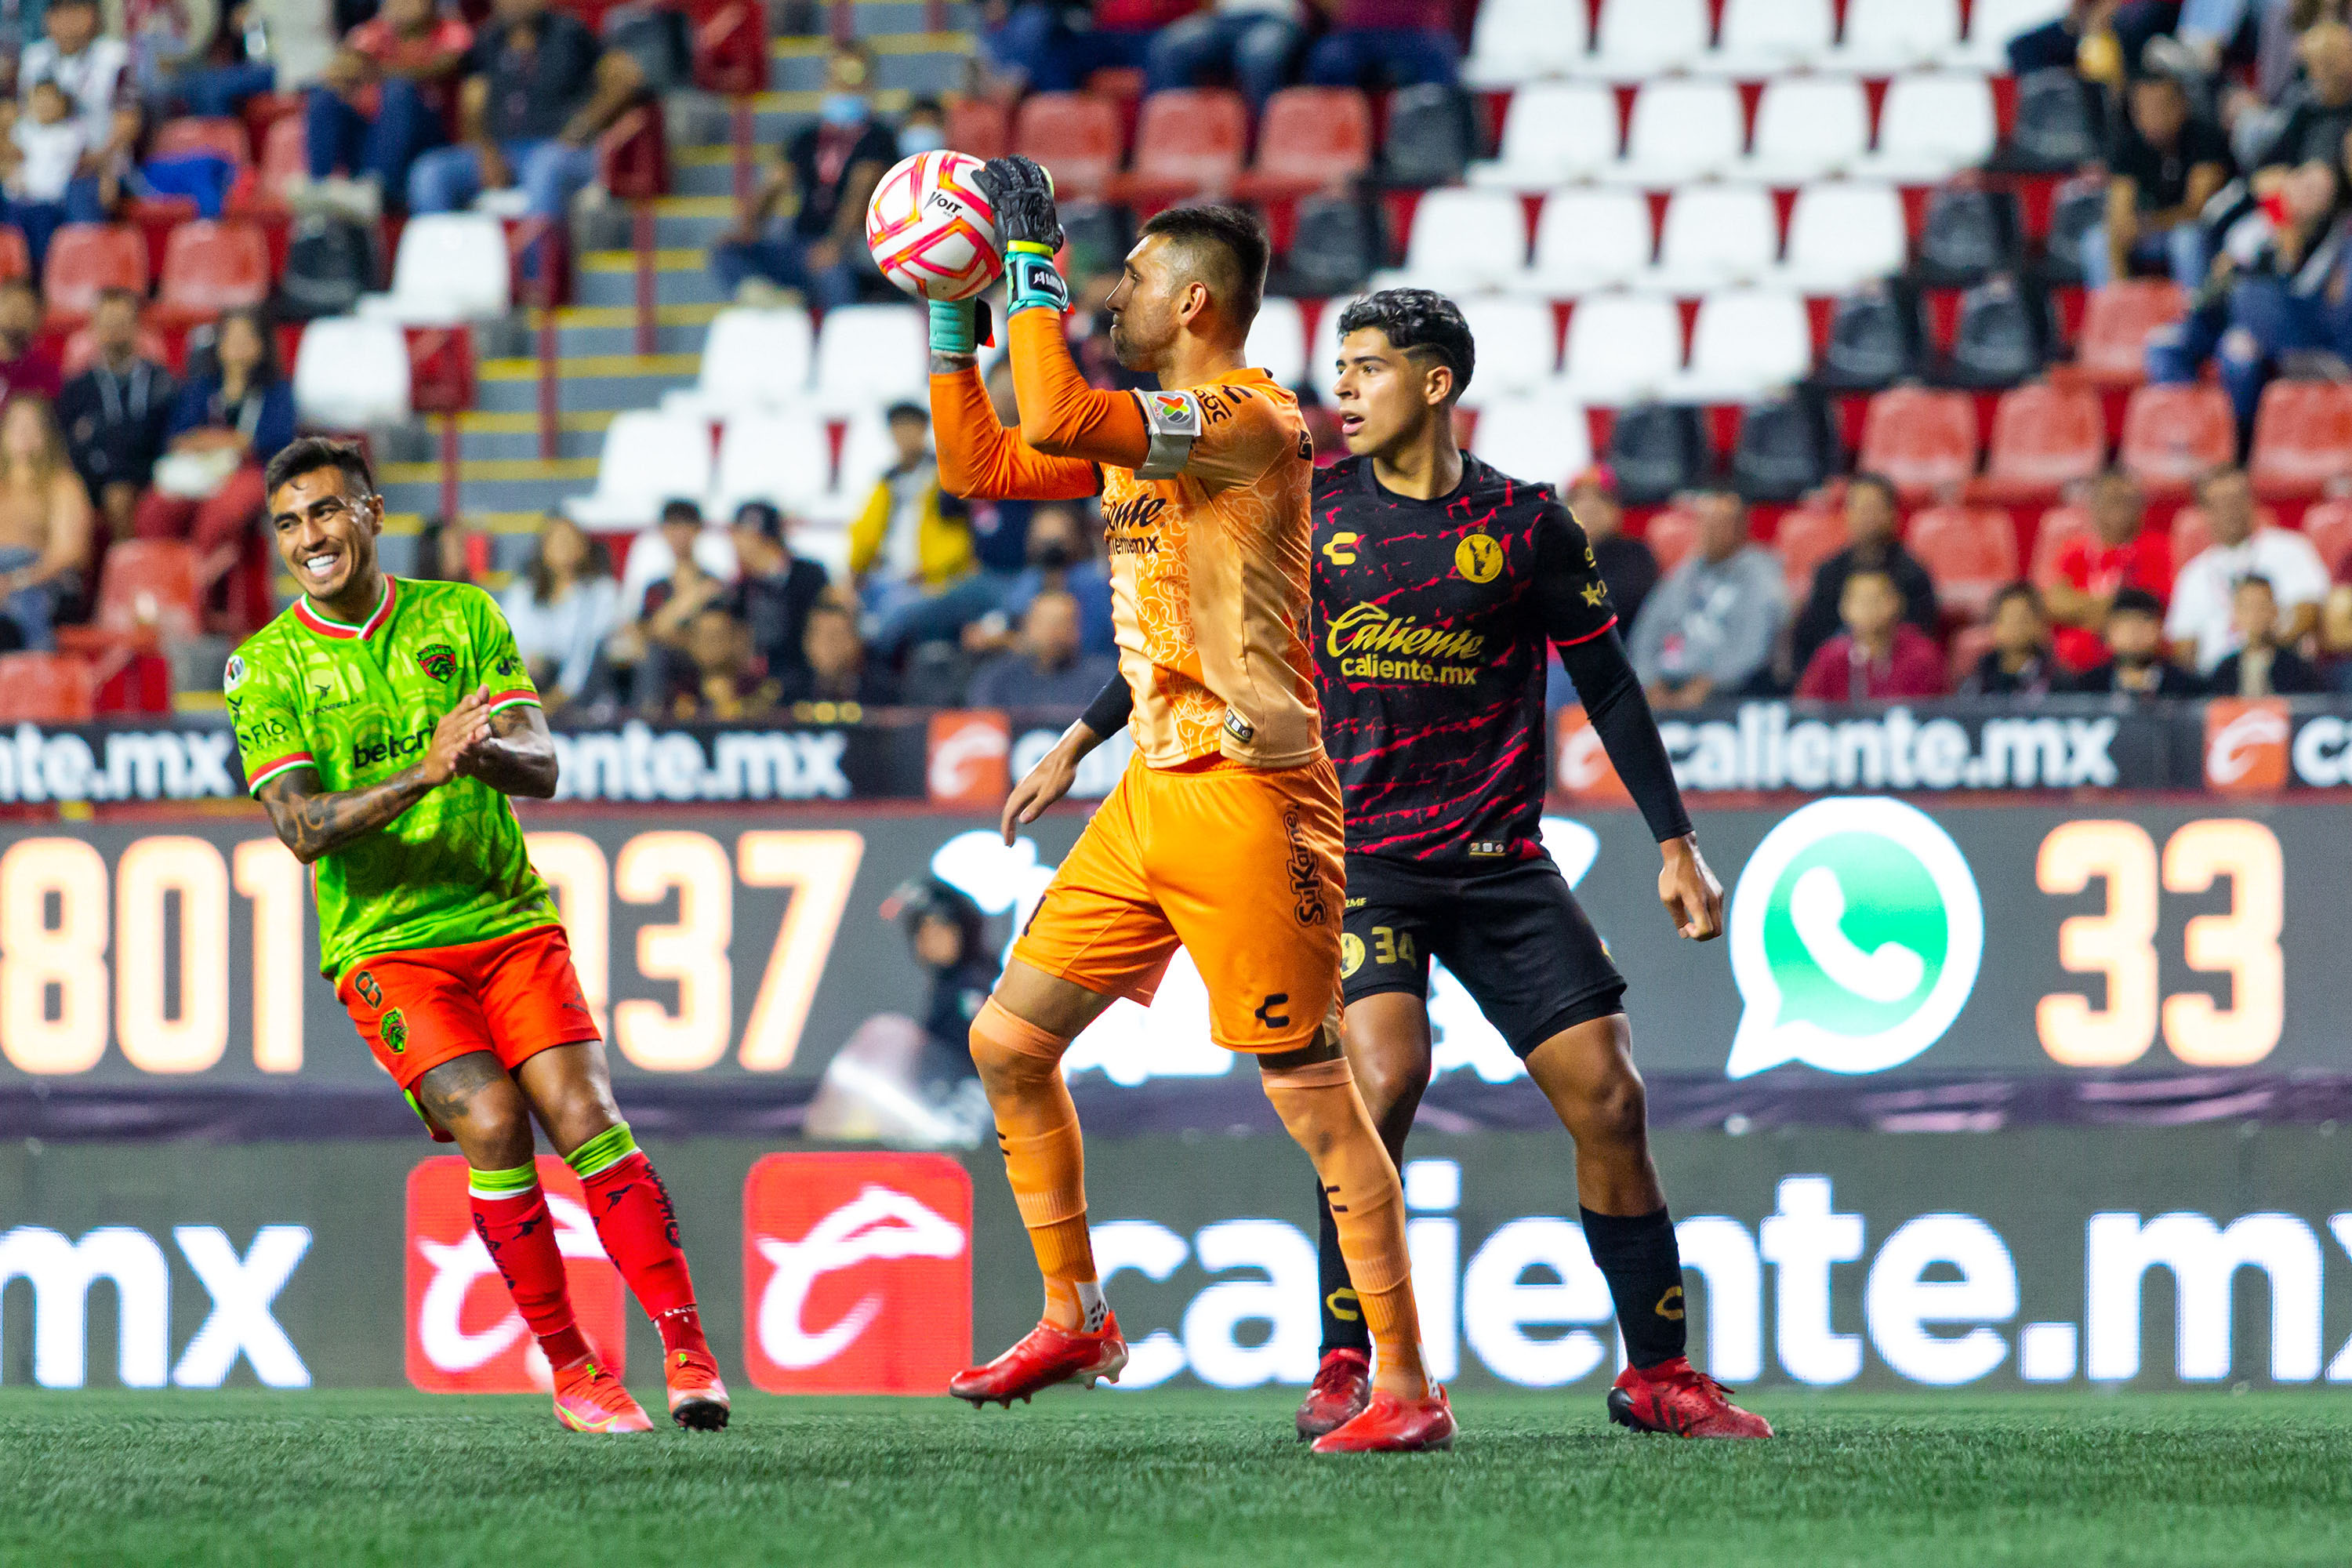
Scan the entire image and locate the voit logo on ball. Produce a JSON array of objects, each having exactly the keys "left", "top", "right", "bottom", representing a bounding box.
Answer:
[{"left": 1726, "top": 797, "right": 1984, "bottom": 1079}]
